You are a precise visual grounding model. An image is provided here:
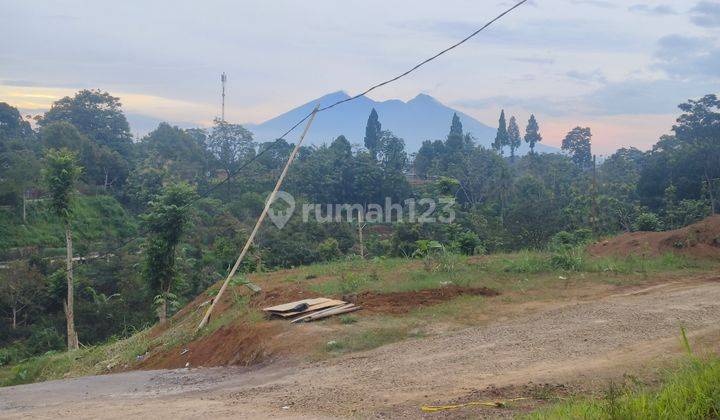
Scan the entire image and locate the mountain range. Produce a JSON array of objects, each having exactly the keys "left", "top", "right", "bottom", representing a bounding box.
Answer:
[{"left": 245, "top": 91, "right": 557, "bottom": 154}]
